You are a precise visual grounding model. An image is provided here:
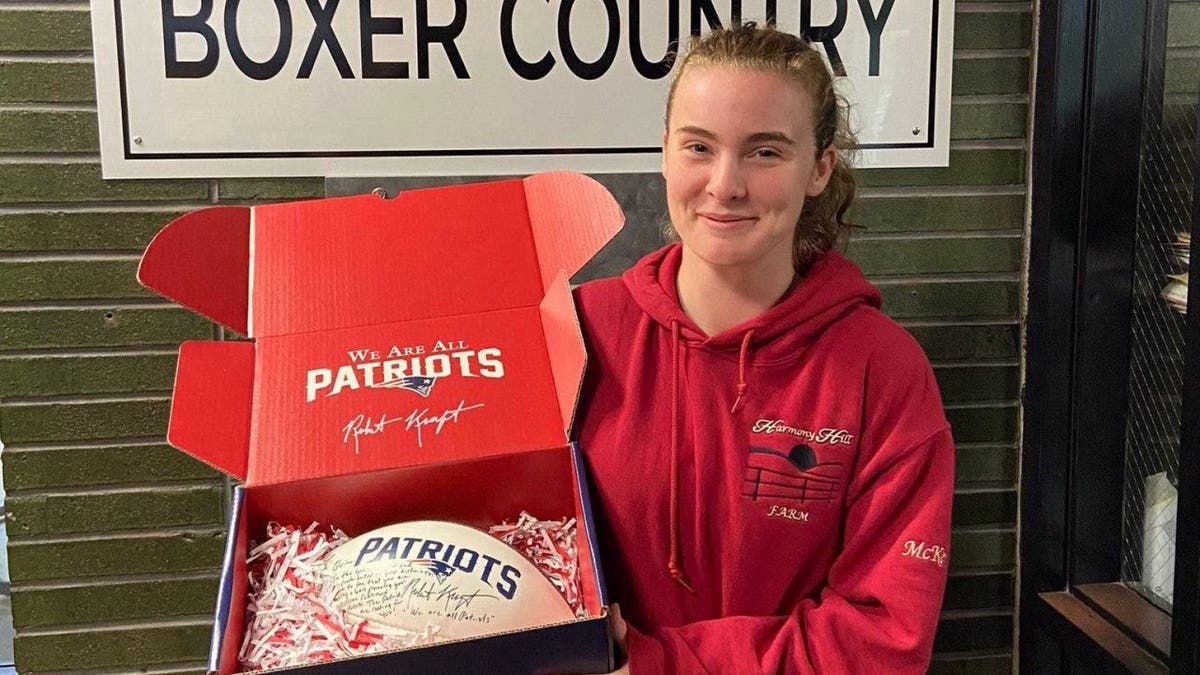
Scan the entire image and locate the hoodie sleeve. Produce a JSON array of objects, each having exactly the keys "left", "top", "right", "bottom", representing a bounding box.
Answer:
[{"left": 623, "top": 345, "right": 954, "bottom": 675}]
